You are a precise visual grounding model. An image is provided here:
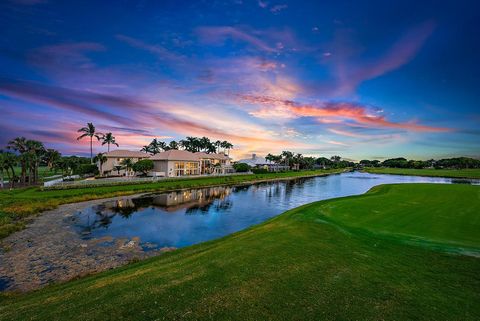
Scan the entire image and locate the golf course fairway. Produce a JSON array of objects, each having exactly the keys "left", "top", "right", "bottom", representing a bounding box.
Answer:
[{"left": 1, "top": 183, "right": 479, "bottom": 320}]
